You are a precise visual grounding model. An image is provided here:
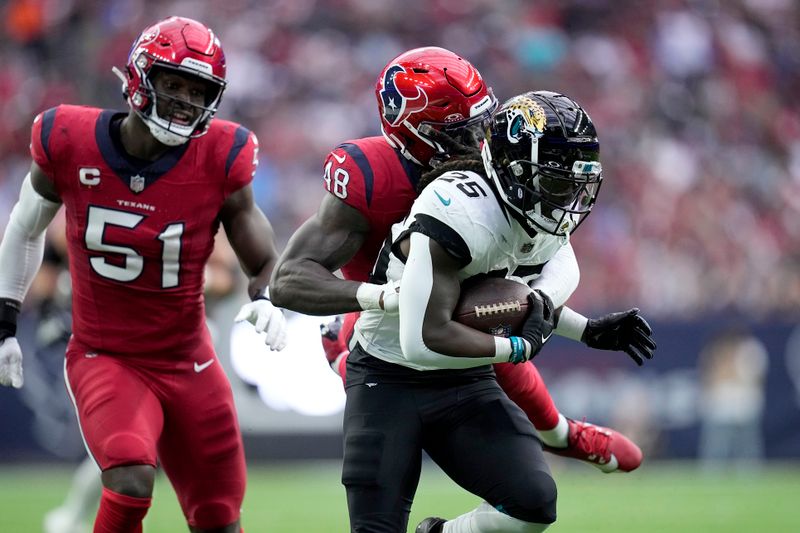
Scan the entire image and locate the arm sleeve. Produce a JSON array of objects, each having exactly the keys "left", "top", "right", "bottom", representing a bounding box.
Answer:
[
  {"left": 527, "top": 242, "right": 579, "bottom": 308},
  {"left": 553, "top": 306, "right": 588, "bottom": 341},
  {"left": 398, "top": 232, "right": 507, "bottom": 369},
  {"left": 0, "top": 174, "right": 62, "bottom": 301},
  {"left": 224, "top": 128, "right": 258, "bottom": 196}
]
